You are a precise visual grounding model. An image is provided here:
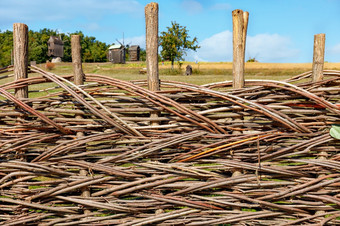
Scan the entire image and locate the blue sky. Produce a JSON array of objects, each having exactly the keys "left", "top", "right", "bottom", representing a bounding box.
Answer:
[{"left": 1, "top": 0, "right": 340, "bottom": 63}]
